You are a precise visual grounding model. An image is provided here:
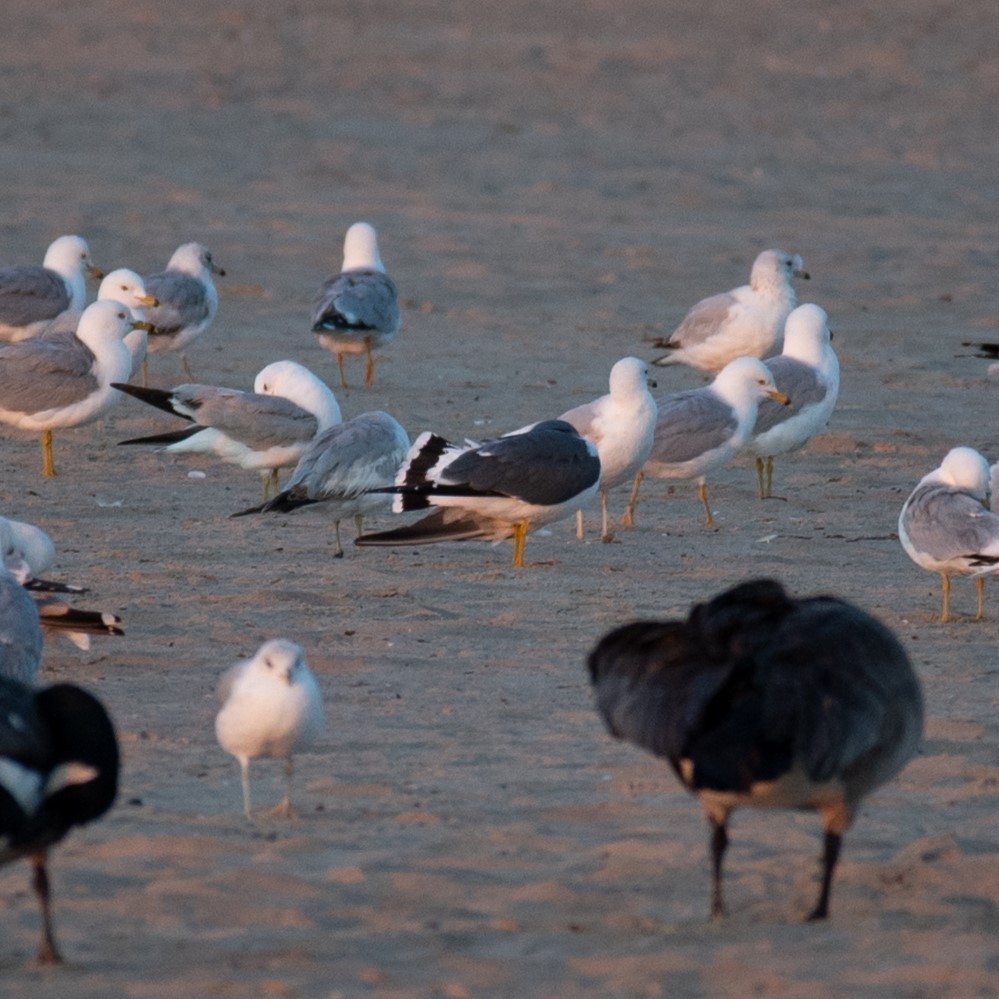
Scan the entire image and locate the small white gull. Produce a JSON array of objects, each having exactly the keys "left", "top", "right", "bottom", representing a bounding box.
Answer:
[
  {"left": 215, "top": 638, "right": 325, "bottom": 821},
  {"left": 651, "top": 249, "right": 809, "bottom": 373},
  {"left": 311, "top": 222, "right": 400, "bottom": 388}
]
